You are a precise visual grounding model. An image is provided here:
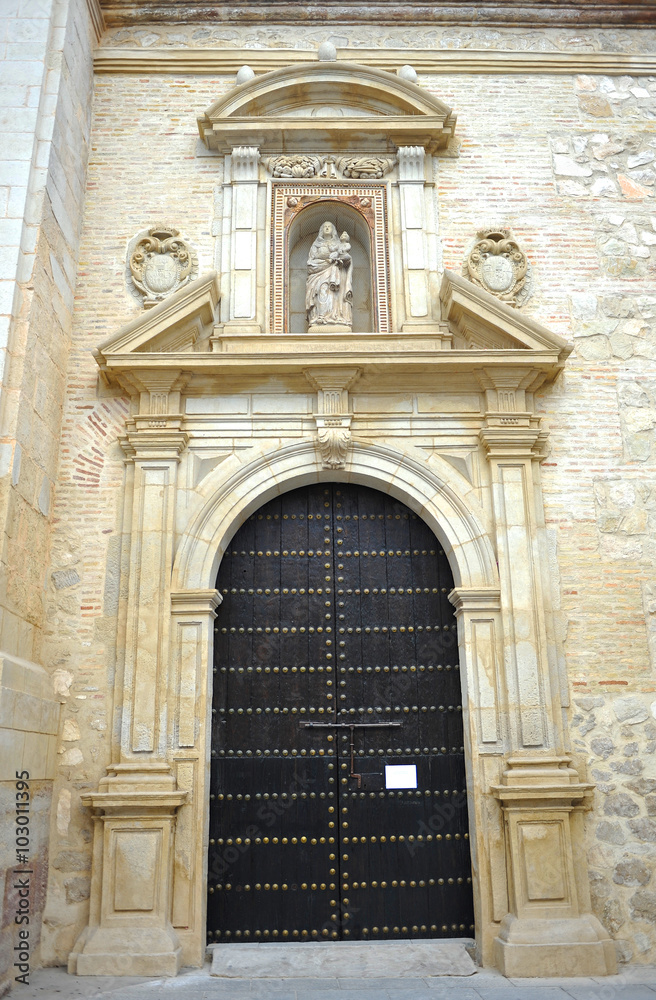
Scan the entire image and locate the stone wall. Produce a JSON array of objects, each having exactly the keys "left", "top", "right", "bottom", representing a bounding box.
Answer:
[
  {"left": 38, "top": 23, "right": 656, "bottom": 968},
  {"left": 0, "top": 0, "right": 97, "bottom": 991},
  {"left": 571, "top": 693, "right": 656, "bottom": 963}
]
